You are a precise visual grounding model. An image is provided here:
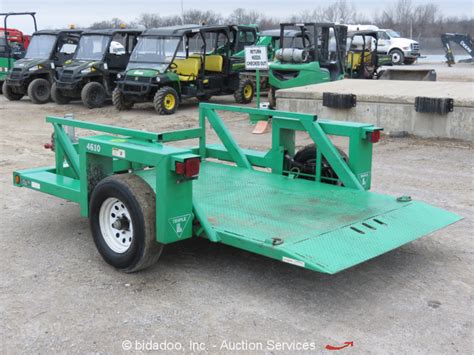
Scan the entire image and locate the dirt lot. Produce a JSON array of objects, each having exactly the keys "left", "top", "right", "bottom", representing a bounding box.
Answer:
[{"left": 0, "top": 94, "right": 472, "bottom": 354}]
